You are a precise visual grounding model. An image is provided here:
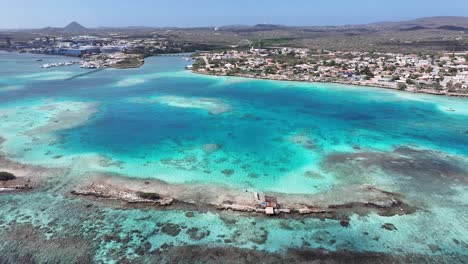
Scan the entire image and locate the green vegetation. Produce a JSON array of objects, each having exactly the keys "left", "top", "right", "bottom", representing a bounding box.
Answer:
[
  {"left": 252, "top": 38, "right": 294, "bottom": 48},
  {"left": 137, "top": 192, "right": 161, "bottom": 200},
  {"left": 397, "top": 83, "right": 407, "bottom": 91},
  {"left": 360, "top": 66, "right": 374, "bottom": 78},
  {"left": 448, "top": 68, "right": 458, "bottom": 75},
  {"left": 0, "top": 171, "right": 16, "bottom": 181},
  {"left": 191, "top": 60, "right": 206, "bottom": 70}
]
